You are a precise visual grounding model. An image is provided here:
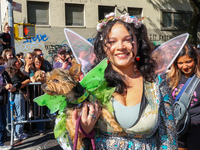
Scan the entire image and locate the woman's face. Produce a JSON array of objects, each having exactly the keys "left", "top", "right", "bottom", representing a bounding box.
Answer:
[
  {"left": 34, "top": 57, "right": 41, "bottom": 70},
  {"left": 6, "top": 52, "right": 13, "bottom": 60},
  {"left": 15, "top": 60, "right": 21, "bottom": 70},
  {"left": 177, "top": 55, "right": 196, "bottom": 77},
  {"left": 25, "top": 54, "right": 33, "bottom": 65},
  {"left": 104, "top": 23, "right": 137, "bottom": 70}
]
